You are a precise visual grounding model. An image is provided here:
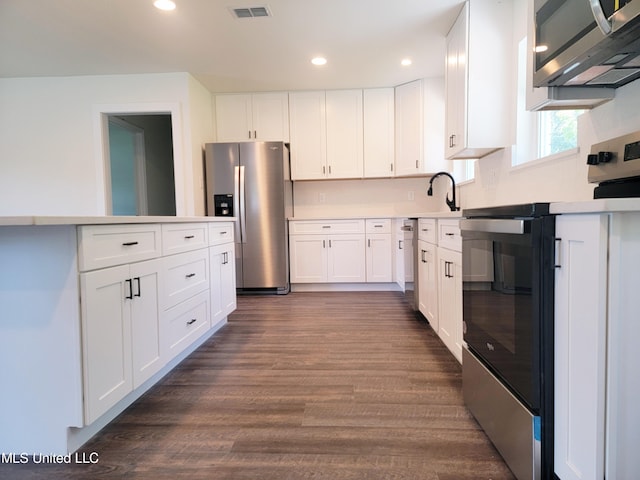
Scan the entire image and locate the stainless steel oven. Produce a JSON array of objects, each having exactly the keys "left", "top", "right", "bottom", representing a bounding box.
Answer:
[{"left": 461, "top": 203, "right": 555, "bottom": 480}]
